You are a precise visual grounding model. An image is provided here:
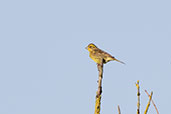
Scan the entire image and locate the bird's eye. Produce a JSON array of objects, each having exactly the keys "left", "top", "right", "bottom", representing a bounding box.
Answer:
[{"left": 89, "top": 46, "right": 92, "bottom": 48}]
